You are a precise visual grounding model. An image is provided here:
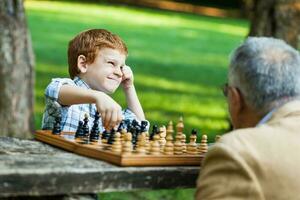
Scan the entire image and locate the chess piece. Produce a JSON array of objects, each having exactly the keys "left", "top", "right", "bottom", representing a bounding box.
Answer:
[
  {"left": 150, "top": 133, "right": 160, "bottom": 155},
  {"left": 150, "top": 125, "right": 158, "bottom": 140},
  {"left": 176, "top": 116, "right": 184, "bottom": 133},
  {"left": 101, "top": 130, "right": 109, "bottom": 144},
  {"left": 140, "top": 120, "right": 148, "bottom": 132},
  {"left": 182, "top": 135, "right": 187, "bottom": 154},
  {"left": 122, "top": 132, "right": 133, "bottom": 155},
  {"left": 215, "top": 135, "right": 221, "bottom": 142},
  {"left": 108, "top": 129, "right": 116, "bottom": 145},
  {"left": 120, "top": 128, "right": 127, "bottom": 144},
  {"left": 174, "top": 132, "right": 184, "bottom": 155},
  {"left": 135, "top": 132, "right": 147, "bottom": 154},
  {"left": 52, "top": 115, "right": 62, "bottom": 135},
  {"left": 111, "top": 132, "right": 122, "bottom": 153},
  {"left": 82, "top": 113, "right": 89, "bottom": 135},
  {"left": 75, "top": 121, "right": 84, "bottom": 141},
  {"left": 159, "top": 126, "right": 167, "bottom": 148},
  {"left": 117, "top": 121, "right": 125, "bottom": 132},
  {"left": 90, "top": 112, "right": 100, "bottom": 143},
  {"left": 187, "top": 129, "right": 198, "bottom": 155},
  {"left": 176, "top": 117, "right": 186, "bottom": 153},
  {"left": 174, "top": 117, "right": 186, "bottom": 153},
  {"left": 199, "top": 134, "right": 208, "bottom": 154},
  {"left": 164, "top": 121, "right": 174, "bottom": 155}
]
